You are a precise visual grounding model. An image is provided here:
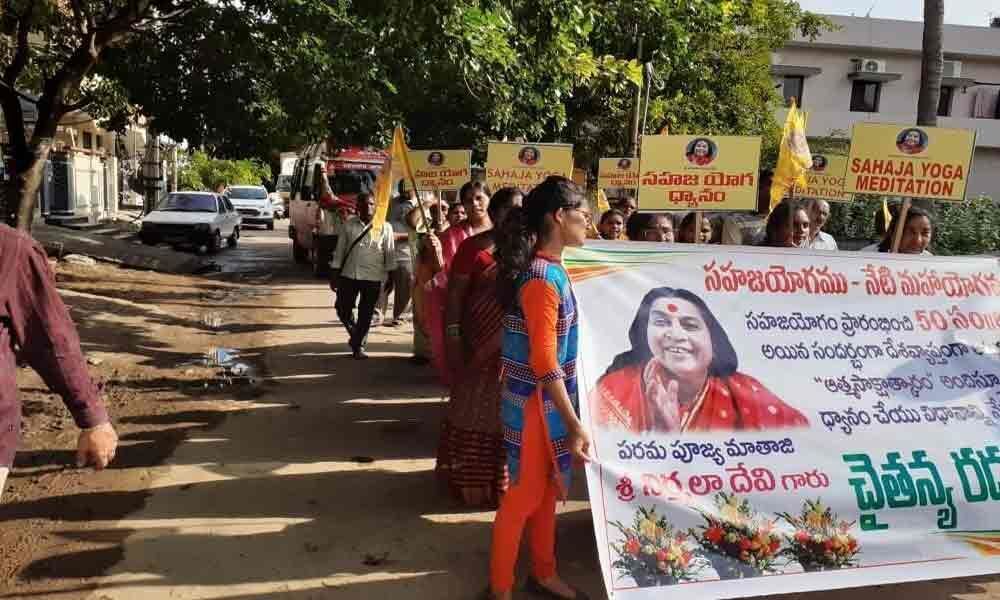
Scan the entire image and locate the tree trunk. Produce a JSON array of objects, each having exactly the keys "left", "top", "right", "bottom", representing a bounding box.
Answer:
[
  {"left": 912, "top": 0, "right": 944, "bottom": 212},
  {"left": 917, "top": 0, "right": 944, "bottom": 127},
  {"left": 13, "top": 138, "right": 53, "bottom": 231},
  {"left": 142, "top": 126, "right": 162, "bottom": 214}
]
